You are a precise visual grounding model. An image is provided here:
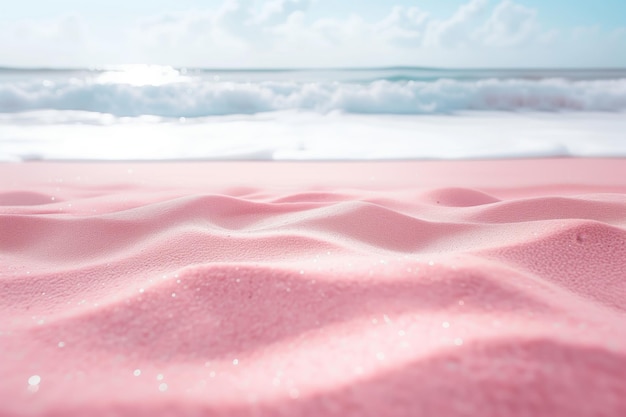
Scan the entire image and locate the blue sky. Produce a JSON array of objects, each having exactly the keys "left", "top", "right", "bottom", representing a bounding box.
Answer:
[{"left": 1, "top": 0, "right": 625, "bottom": 68}]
